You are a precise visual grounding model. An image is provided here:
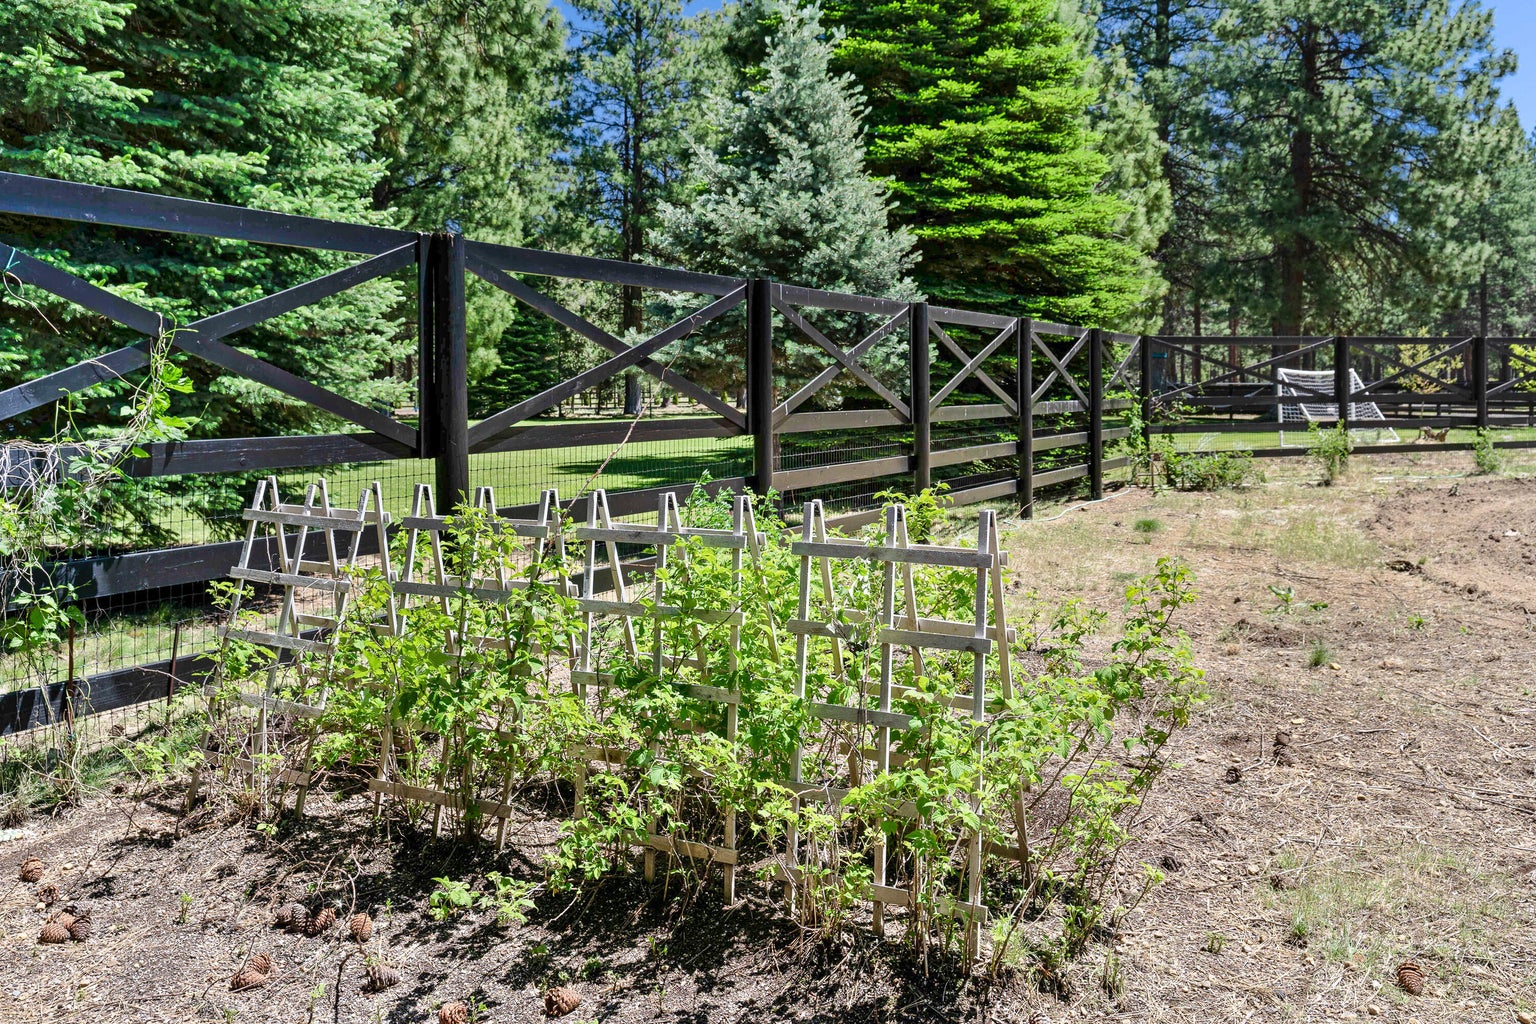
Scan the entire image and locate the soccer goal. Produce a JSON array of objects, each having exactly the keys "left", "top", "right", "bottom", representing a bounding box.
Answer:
[{"left": 1276, "top": 367, "right": 1400, "bottom": 447}]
